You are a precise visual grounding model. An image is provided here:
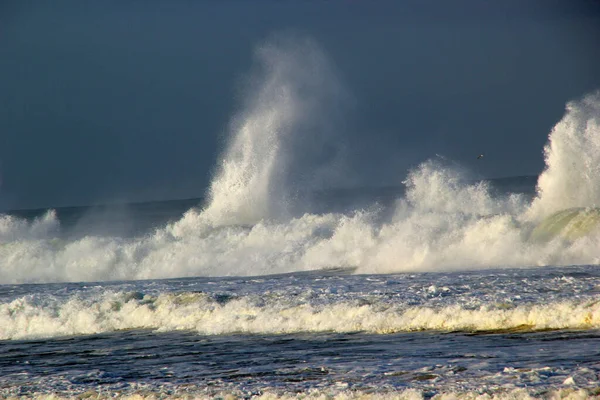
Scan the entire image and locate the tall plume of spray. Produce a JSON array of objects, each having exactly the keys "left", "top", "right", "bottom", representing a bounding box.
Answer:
[
  {"left": 3, "top": 40, "right": 600, "bottom": 284},
  {"left": 527, "top": 91, "right": 600, "bottom": 220},
  {"left": 201, "top": 35, "right": 349, "bottom": 226}
]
